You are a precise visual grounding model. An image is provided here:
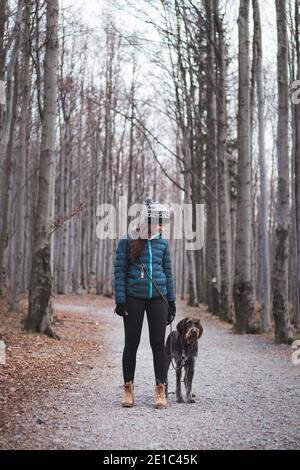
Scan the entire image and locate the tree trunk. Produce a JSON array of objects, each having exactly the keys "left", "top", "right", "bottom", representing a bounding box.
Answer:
[
  {"left": 73, "top": 83, "right": 84, "bottom": 294},
  {"left": 253, "top": 0, "right": 271, "bottom": 332},
  {"left": 0, "top": 0, "right": 7, "bottom": 133},
  {"left": 205, "top": 0, "right": 220, "bottom": 315},
  {"left": 185, "top": 193, "right": 198, "bottom": 306},
  {"left": 233, "top": 0, "right": 256, "bottom": 334},
  {"left": 215, "top": 0, "right": 232, "bottom": 322},
  {"left": 26, "top": 0, "right": 59, "bottom": 337},
  {"left": 294, "top": 0, "right": 300, "bottom": 328},
  {"left": 0, "top": 0, "right": 23, "bottom": 296},
  {"left": 272, "top": 0, "right": 293, "bottom": 343},
  {"left": 10, "top": 0, "right": 31, "bottom": 311}
]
